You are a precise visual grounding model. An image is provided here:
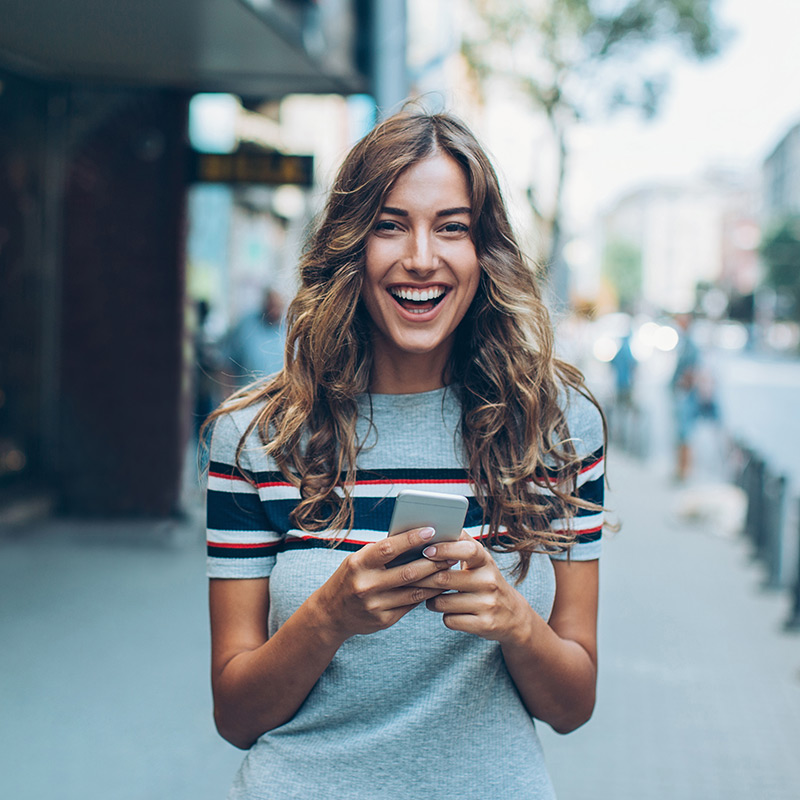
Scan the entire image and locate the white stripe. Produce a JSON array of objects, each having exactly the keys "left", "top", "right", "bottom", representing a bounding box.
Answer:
[
  {"left": 208, "top": 474, "right": 259, "bottom": 494},
  {"left": 577, "top": 458, "right": 604, "bottom": 487},
  {"left": 281, "top": 523, "right": 489, "bottom": 545},
  {"left": 550, "top": 511, "right": 604, "bottom": 532},
  {"left": 207, "top": 528, "right": 281, "bottom": 544},
  {"left": 256, "top": 481, "right": 475, "bottom": 502}
]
